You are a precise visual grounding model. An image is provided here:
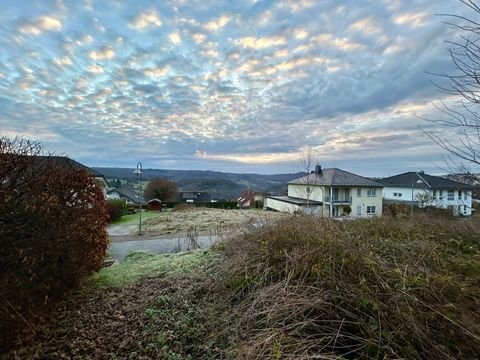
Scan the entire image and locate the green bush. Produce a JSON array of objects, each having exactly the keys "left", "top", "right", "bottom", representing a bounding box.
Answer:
[
  {"left": 222, "top": 215, "right": 480, "bottom": 359},
  {"left": 106, "top": 199, "right": 126, "bottom": 222}
]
